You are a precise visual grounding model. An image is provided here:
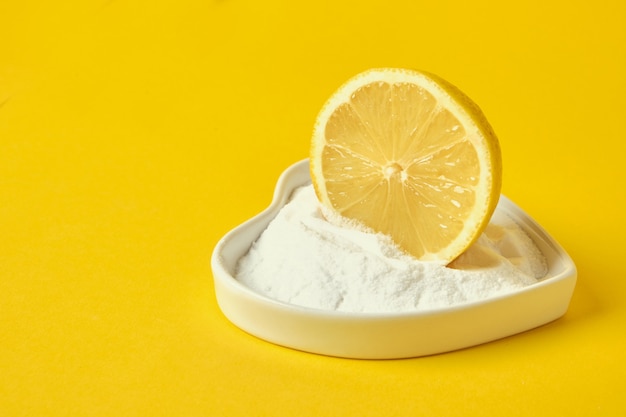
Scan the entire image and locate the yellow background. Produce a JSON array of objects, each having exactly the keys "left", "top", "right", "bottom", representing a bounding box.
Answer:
[{"left": 1, "top": 0, "right": 624, "bottom": 415}]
